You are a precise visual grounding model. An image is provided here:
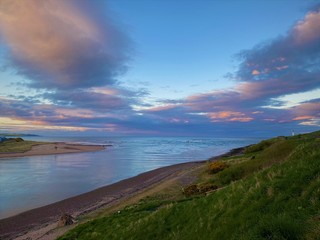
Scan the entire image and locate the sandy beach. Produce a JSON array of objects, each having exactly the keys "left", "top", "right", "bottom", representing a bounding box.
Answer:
[
  {"left": 0, "top": 161, "right": 204, "bottom": 240},
  {"left": 0, "top": 142, "right": 106, "bottom": 159},
  {"left": 0, "top": 147, "right": 244, "bottom": 240}
]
